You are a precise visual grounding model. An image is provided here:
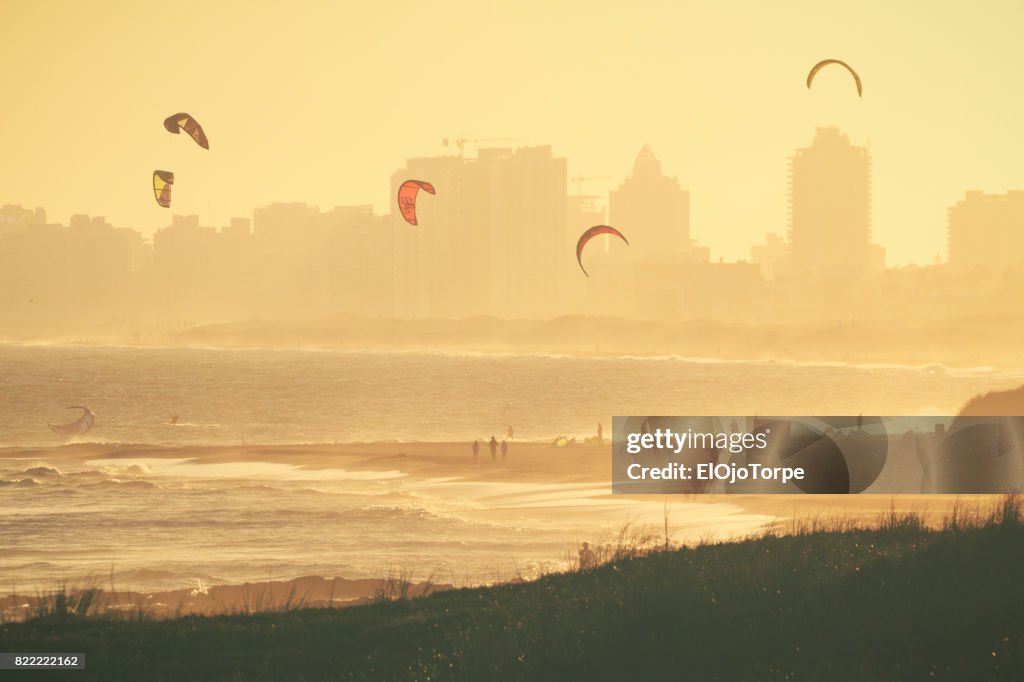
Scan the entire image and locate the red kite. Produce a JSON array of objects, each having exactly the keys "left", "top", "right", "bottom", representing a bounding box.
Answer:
[
  {"left": 397, "top": 180, "right": 436, "bottom": 225},
  {"left": 576, "top": 225, "right": 629, "bottom": 277},
  {"left": 806, "top": 59, "right": 862, "bottom": 97}
]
